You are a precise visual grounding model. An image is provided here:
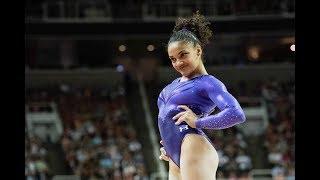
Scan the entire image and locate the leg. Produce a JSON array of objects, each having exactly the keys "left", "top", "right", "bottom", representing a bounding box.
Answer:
[
  {"left": 169, "top": 159, "right": 181, "bottom": 180},
  {"left": 180, "top": 134, "right": 219, "bottom": 180}
]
